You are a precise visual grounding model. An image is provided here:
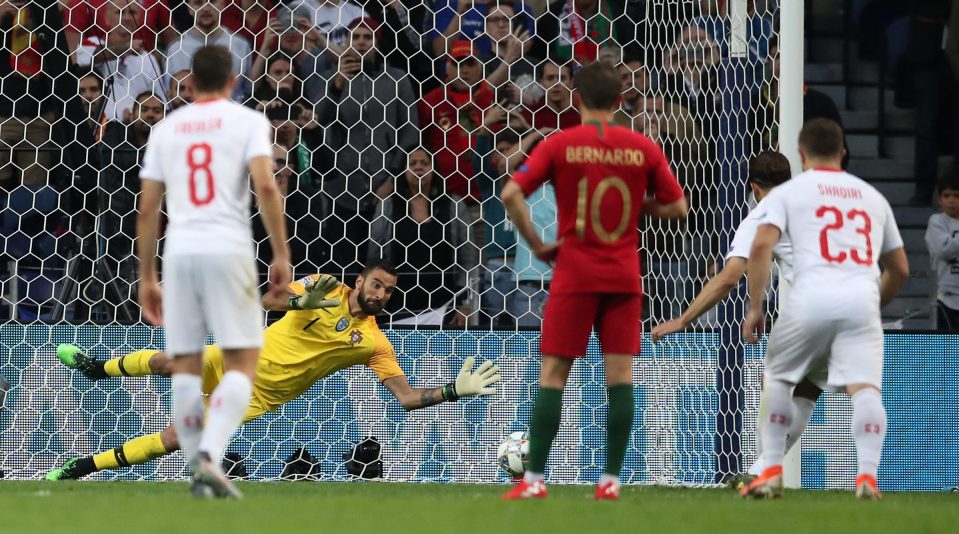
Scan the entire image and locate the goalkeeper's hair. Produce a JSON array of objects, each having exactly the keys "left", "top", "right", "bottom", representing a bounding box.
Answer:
[
  {"left": 937, "top": 172, "right": 959, "bottom": 194},
  {"left": 361, "top": 258, "right": 398, "bottom": 278},
  {"left": 748, "top": 151, "right": 791, "bottom": 189},
  {"left": 191, "top": 45, "right": 234, "bottom": 92},
  {"left": 798, "top": 118, "right": 844, "bottom": 159},
  {"left": 574, "top": 61, "right": 621, "bottom": 110}
]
